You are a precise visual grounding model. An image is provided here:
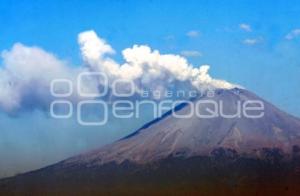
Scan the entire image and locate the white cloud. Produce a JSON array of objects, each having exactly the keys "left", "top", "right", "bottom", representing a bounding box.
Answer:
[
  {"left": 242, "top": 37, "right": 262, "bottom": 45},
  {"left": 78, "top": 30, "right": 115, "bottom": 61},
  {"left": 186, "top": 30, "right": 200, "bottom": 38},
  {"left": 239, "top": 23, "right": 252, "bottom": 32},
  {"left": 0, "top": 30, "right": 238, "bottom": 114},
  {"left": 0, "top": 43, "right": 82, "bottom": 113},
  {"left": 180, "top": 50, "right": 202, "bottom": 57},
  {"left": 285, "top": 29, "right": 300, "bottom": 40}
]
